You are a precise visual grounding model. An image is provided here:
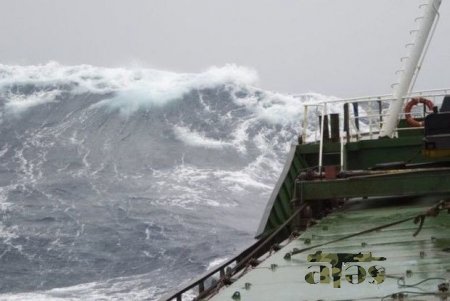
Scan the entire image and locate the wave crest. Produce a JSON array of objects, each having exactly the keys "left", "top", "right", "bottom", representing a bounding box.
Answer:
[{"left": 0, "top": 62, "right": 259, "bottom": 115}]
